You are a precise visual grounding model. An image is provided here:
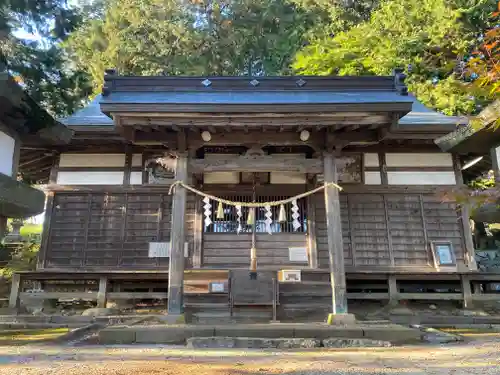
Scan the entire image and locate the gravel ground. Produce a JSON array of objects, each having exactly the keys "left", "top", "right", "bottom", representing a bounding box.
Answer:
[{"left": 0, "top": 334, "right": 499, "bottom": 375}]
